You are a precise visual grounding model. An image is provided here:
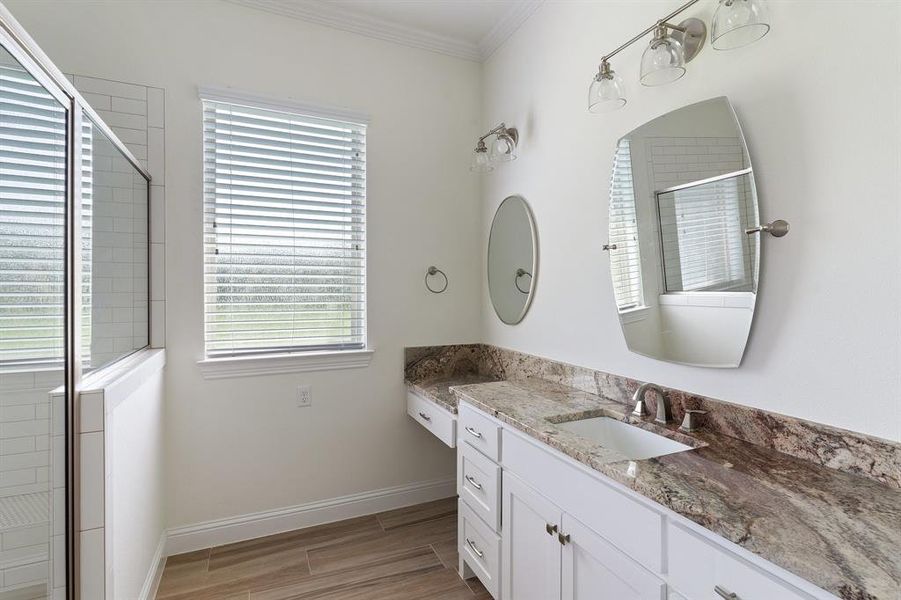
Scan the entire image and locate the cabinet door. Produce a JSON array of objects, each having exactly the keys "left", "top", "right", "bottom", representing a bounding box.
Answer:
[
  {"left": 561, "top": 513, "right": 666, "bottom": 600},
  {"left": 502, "top": 471, "right": 564, "bottom": 600}
]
